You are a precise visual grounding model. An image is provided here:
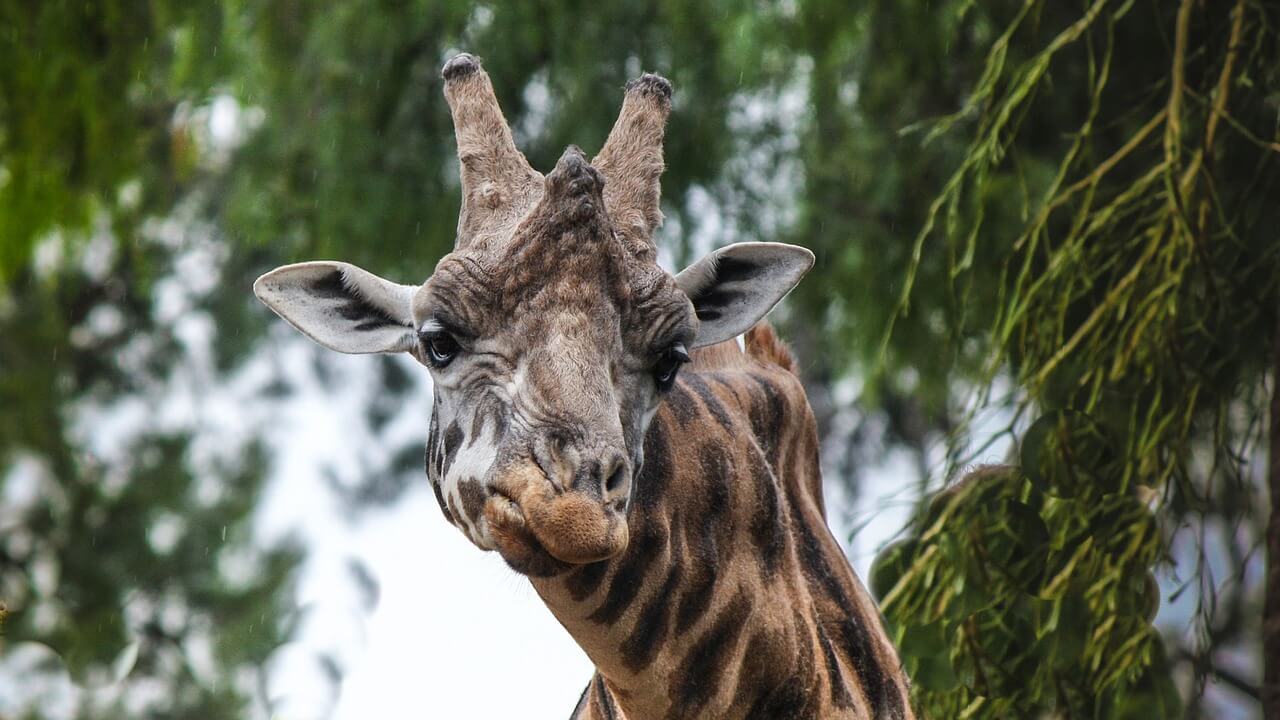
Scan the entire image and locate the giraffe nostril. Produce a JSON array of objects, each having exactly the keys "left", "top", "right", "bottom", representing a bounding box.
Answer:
[{"left": 604, "top": 461, "right": 628, "bottom": 496}]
